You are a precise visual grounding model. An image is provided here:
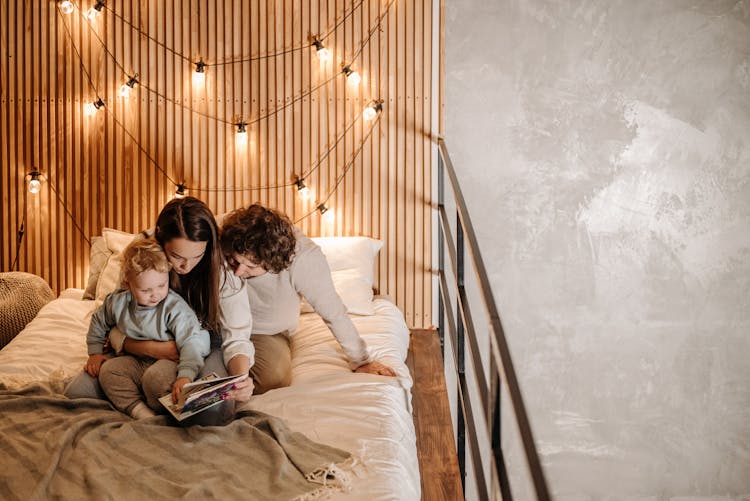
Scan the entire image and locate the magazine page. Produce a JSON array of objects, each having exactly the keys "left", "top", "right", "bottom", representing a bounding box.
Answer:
[{"left": 159, "top": 373, "right": 248, "bottom": 421}]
